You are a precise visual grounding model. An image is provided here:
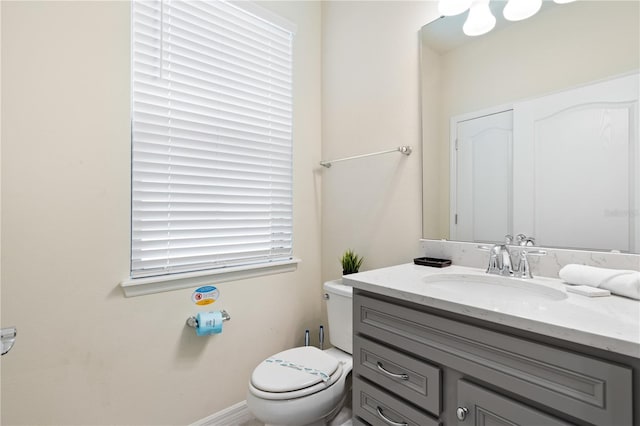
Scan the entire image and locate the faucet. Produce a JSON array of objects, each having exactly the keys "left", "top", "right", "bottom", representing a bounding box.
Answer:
[
  {"left": 478, "top": 234, "right": 547, "bottom": 279},
  {"left": 478, "top": 235, "right": 515, "bottom": 277}
]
